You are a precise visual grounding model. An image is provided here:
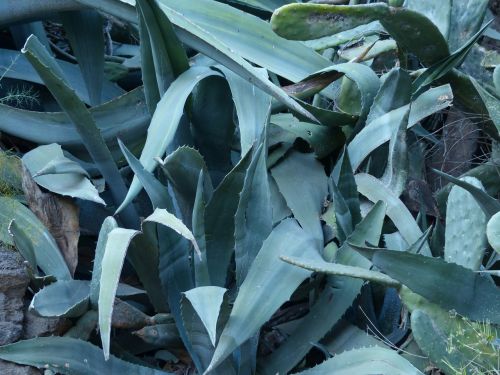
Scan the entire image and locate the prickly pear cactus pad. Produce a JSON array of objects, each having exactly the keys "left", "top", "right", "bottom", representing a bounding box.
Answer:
[{"left": 486, "top": 211, "right": 500, "bottom": 254}]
